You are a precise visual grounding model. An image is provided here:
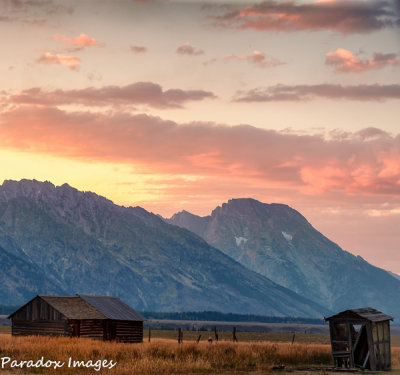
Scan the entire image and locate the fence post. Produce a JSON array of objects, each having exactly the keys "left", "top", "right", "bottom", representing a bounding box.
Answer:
[
  {"left": 196, "top": 334, "right": 202, "bottom": 344},
  {"left": 178, "top": 328, "right": 183, "bottom": 344},
  {"left": 214, "top": 326, "right": 219, "bottom": 342},
  {"left": 148, "top": 328, "right": 151, "bottom": 342},
  {"left": 232, "top": 326, "right": 238, "bottom": 342},
  {"left": 291, "top": 332, "right": 295, "bottom": 344}
]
